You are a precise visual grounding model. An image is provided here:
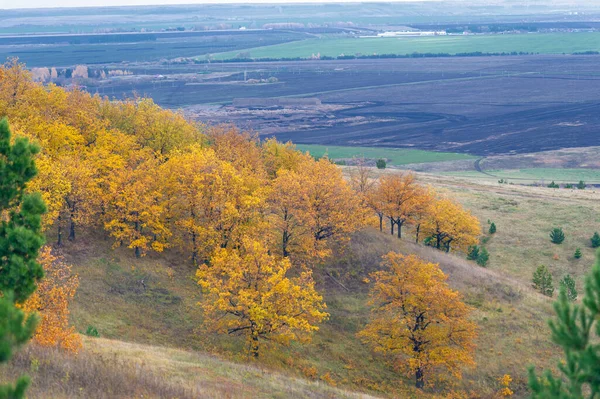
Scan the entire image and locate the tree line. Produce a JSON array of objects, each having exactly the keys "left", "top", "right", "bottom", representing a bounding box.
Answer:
[{"left": 0, "top": 58, "right": 486, "bottom": 395}]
